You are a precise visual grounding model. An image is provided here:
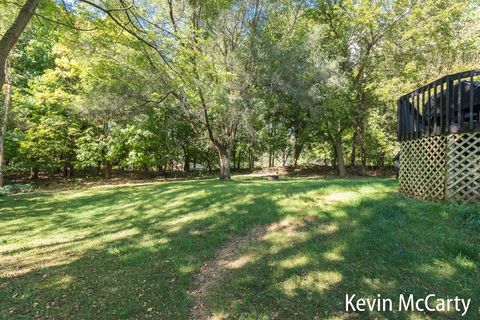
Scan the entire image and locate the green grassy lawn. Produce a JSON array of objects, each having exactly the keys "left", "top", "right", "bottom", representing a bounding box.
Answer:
[{"left": 1, "top": 177, "right": 479, "bottom": 319}]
